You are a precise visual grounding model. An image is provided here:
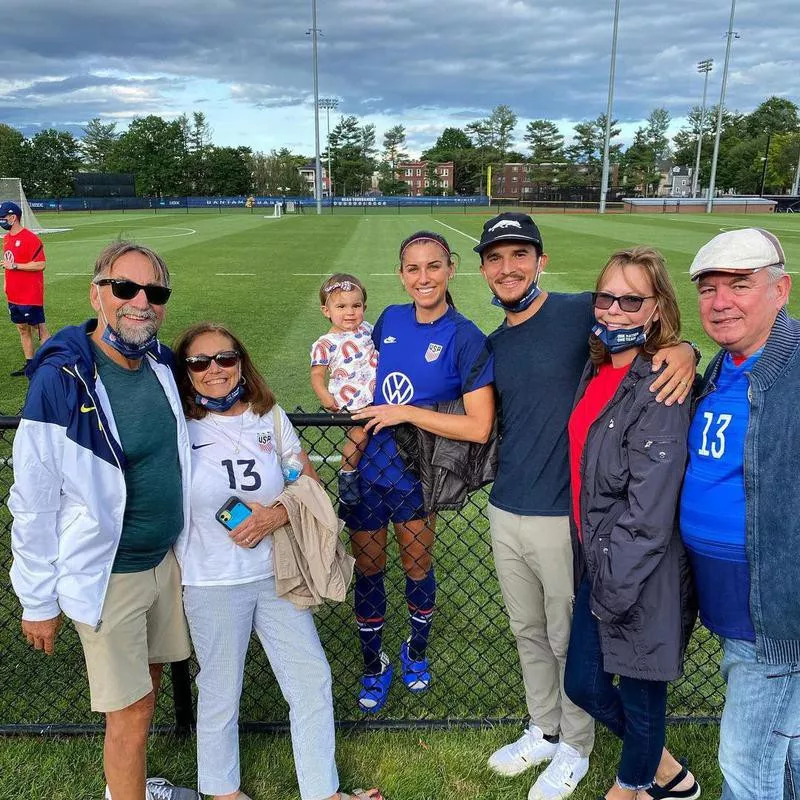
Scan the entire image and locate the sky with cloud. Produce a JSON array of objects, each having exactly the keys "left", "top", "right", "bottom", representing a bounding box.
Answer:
[{"left": 4, "top": 0, "right": 798, "bottom": 156}]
